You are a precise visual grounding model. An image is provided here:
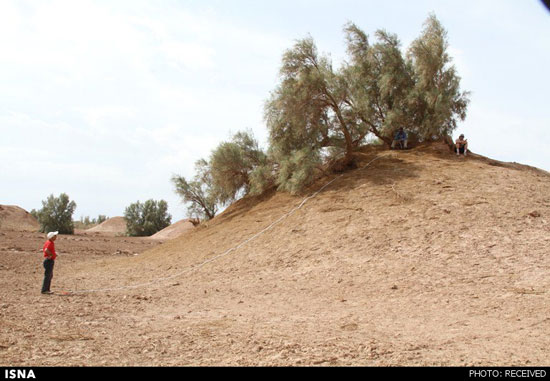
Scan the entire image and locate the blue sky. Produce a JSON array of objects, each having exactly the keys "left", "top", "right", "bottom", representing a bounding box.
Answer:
[{"left": 1, "top": 0, "right": 549, "bottom": 222}]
